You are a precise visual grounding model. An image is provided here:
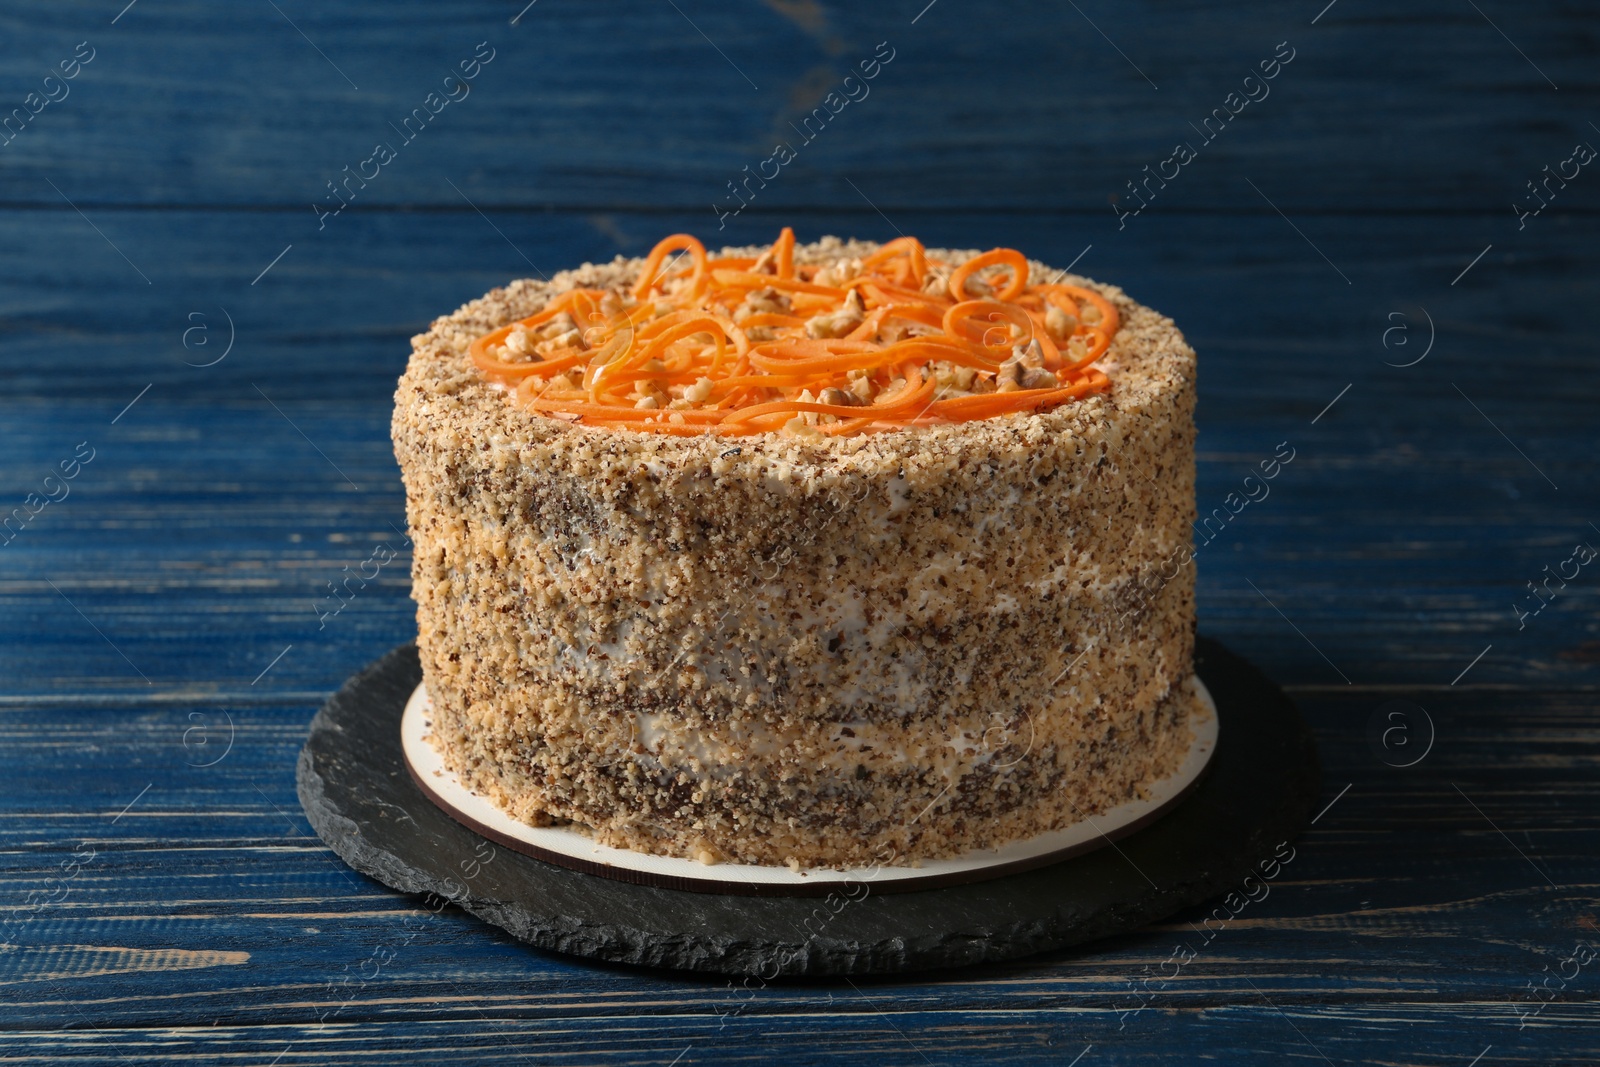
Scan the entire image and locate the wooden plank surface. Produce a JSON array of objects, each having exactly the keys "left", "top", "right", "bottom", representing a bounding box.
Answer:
[
  {"left": 3, "top": 209, "right": 1595, "bottom": 695},
  {"left": 0, "top": 1, "right": 1594, "bottom": 212},
  {"left": 1, "top": 688, "right": 1596, "bottom": 1063},
  {"left": 3, "top": 0, "right": 1599, "bottom": 1063}
]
